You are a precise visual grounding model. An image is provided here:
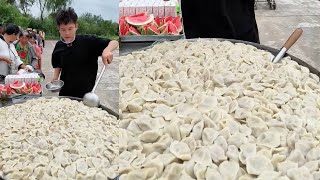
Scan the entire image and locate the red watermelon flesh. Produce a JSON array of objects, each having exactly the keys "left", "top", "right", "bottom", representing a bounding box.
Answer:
[
  {"left": 36, "top": 83, "right": 41, "bottom": 90},
  {"left": 10, "top": 81, "right": 25, "bottom": 89},
  {"left": 154, "top": 16, "right": 161, "bottom": 27},
  {"left": 165, "top": 16, "right": 173, "bottom": 23},
  {"left": 126, "top": 13, "right": 154, "bottom": 26},
  {"left": 129, "top": 26, "right": 141, "bottom": 35},
  {"left": 119, "top": 19, "right": 126, "bottom": 36},
  {"left": 172, "top": 16, "right": 183, "bottom": 32},
  {"left": 167, "top": 21, "right": 179, "bottom": 35},
  {"left": 147, "top": 25, "right": 160, "bottom": 35},
  {"left": 32, "top": 86, "right": 38, "bottom": 93}
]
